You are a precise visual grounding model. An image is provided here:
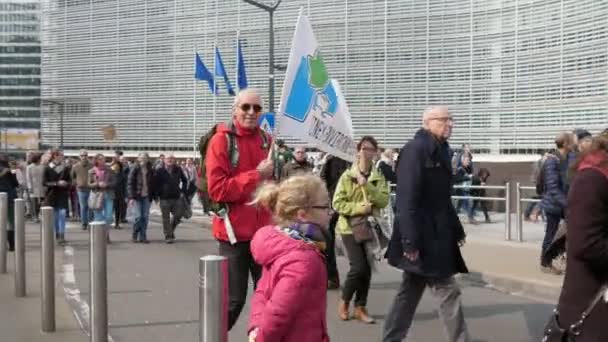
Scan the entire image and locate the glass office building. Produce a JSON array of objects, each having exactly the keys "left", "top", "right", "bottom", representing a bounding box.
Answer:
[
  {"left": 0, "top": 1, "right": 41, "bottom": 152},
  {"left": 40, "top": 0, "right": 608, "bottom": 154}
]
